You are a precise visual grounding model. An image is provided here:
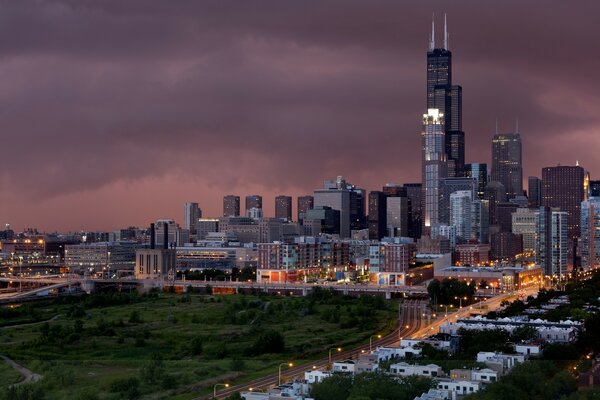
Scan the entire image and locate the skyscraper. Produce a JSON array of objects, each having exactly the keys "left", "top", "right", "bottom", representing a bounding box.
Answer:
[
  {"left": 450, "top": 190, "right": 473, "bottom": 243},
  {"left": 465, "top": 163, "right": 488, "bottom": 199},
  {"left": 536, "top": 207, "right": 568, "bottom": 277},
  {"left": 223, "top": 195, "right": 240, "bottom": 217},
  {"left": 386, "top": 196, "right": 409, "bottom": 237},
  {"left": 590, "top": 180, "right": 600, "bottom": 197},
  {"left": 528, "top": 176, "right": 542, "bottom": 208},
  {"left": 297, "top": 195, "right": 314, "bottom": 222},
  {"left": 541, "top": 165, "right": 586, "bottom": 241},
  {"left": 275, "top": 195, "right": 292, "bottom": 220},
  {"left": 491, "top": 133, "right": 523, "bottom": 199},
  {"left": 581, "top": 198, "right": 600, "bottom": 271},
  {"left": 245, "top": 195, "right": 263, "bottom": 213},
  {"left": 421, "top": 108, "right": 447, "bottom": 230},
  {"left": 427, "top": 16, "right": 465, "bottom": 177},
  {"left": 404, "top": 183, "right": 422, "bottom": 239},
  {"left": 183, "top": 202, "right": 201, "bottom": 236},
  {"left": 368, "top": 191, "right": 387, "bottom": 240},
  {"left": 314, "top": 176, "right": 364, "bottom": 238}
]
